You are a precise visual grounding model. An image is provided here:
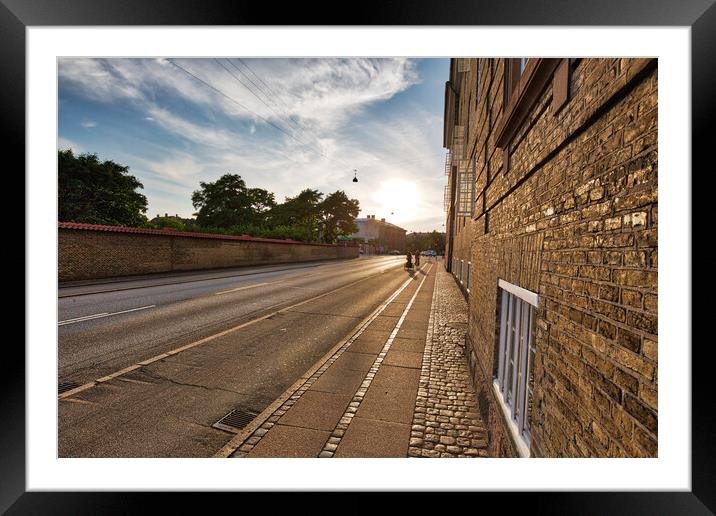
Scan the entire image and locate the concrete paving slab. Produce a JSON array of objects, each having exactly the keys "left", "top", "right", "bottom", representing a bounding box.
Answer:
[
  {"left": 381, "top": 304, "right": 409, "bottom": 317},
  {"left": 247, "top": 424, "right": 330, "bottom": 457},
  {"left": 370, "top": 365, "right": 421, "bottom": 391},
  {"left": 309, "top": 367, "right": 366, "bottom": 395},
  {"left": 356, "top": 385, "right": 417, "bottom": 424},
  {"left": 369, "top": 316, "right": 400, "bottom": 331},
  {"left": 390, "top": 338, "right": 426, "bottom": 354},
  {"left": 349, "top": 333, "right": 390, "bottom": 354},
  {"left": 333, "top": 417, "right": 410, "bottom": 458},
  {"left": 395, "top": 327, "right": 428, "bottom": 340},
  {"left": 383, "top": 350, "right": 423, "bottom": 369},
  {"left": 277, "top": 390, "right": 352, "bottom": 431},
  {"left": 403, "top": 313, "right": 430, "bottom": 323},
  {"left": 330, "top": 351, "right": 376, "bottom": 373}
]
